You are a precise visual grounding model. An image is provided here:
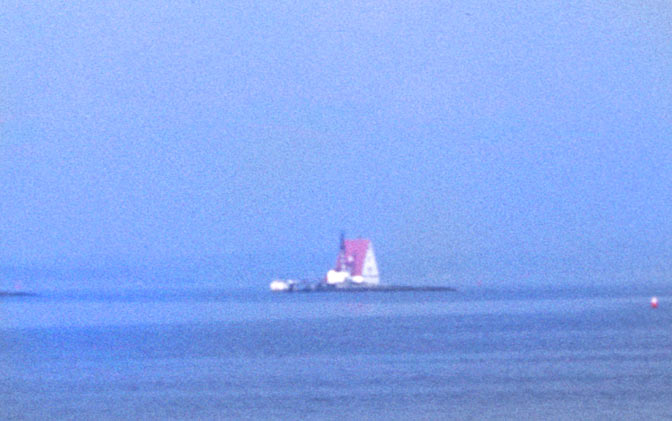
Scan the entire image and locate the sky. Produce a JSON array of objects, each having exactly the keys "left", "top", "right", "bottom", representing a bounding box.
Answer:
[{"left": 1, "top": 1, "right": 671, "bottom": 289}]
